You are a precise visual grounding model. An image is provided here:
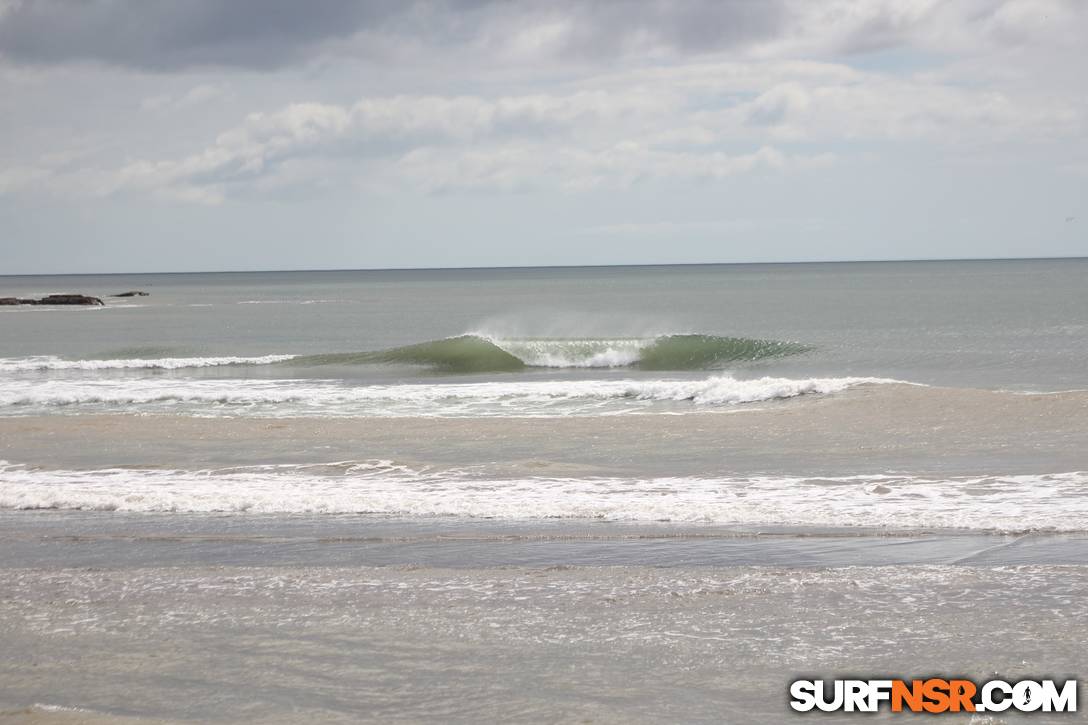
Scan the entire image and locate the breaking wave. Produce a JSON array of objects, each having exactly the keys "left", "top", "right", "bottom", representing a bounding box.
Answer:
[
  {"left": 0, "top": 375, "right": 898, "bottom": 417},
  {"left": 0, "top": 334, "right": 808, "bottom": 375},
  {"left": 0, "top": 354, "right": 295, "bottom": 372},
  {"left": 294, "top": 333, "right": 810, "bottom": 372},
  {"left": 1, "top": 460, "right": 1083, "bottom": 532}
]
